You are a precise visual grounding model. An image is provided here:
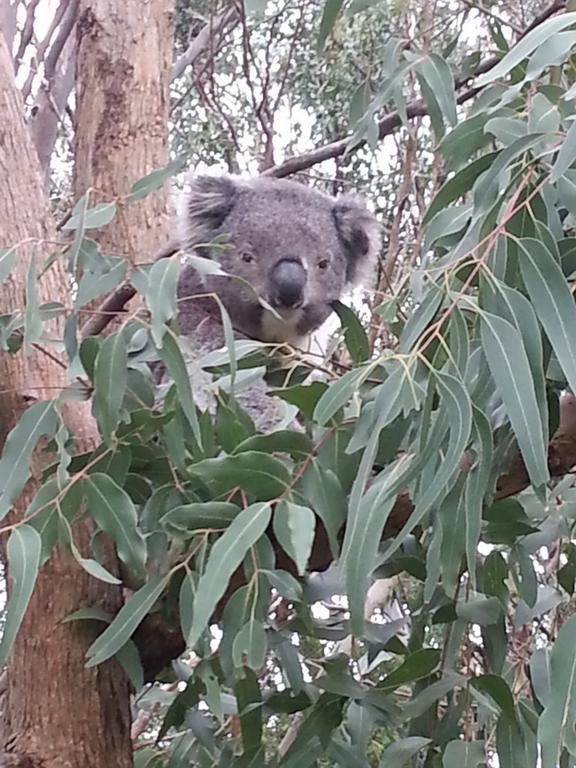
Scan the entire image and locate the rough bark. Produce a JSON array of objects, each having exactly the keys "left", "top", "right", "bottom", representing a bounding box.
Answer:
[
  {"left": 74, "top": 0, "right": 172, "bottom": 271},
  {"left": 0, "top": 35, "right": 132, "bottom": 768}
]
